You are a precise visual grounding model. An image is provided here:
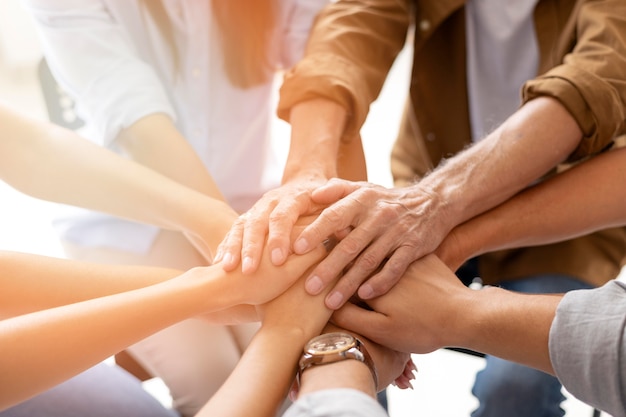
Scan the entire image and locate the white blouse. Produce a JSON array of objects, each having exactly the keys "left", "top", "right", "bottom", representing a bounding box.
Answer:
[{"left": 23, "top": 0, "right": 327, "bottom": 252}]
